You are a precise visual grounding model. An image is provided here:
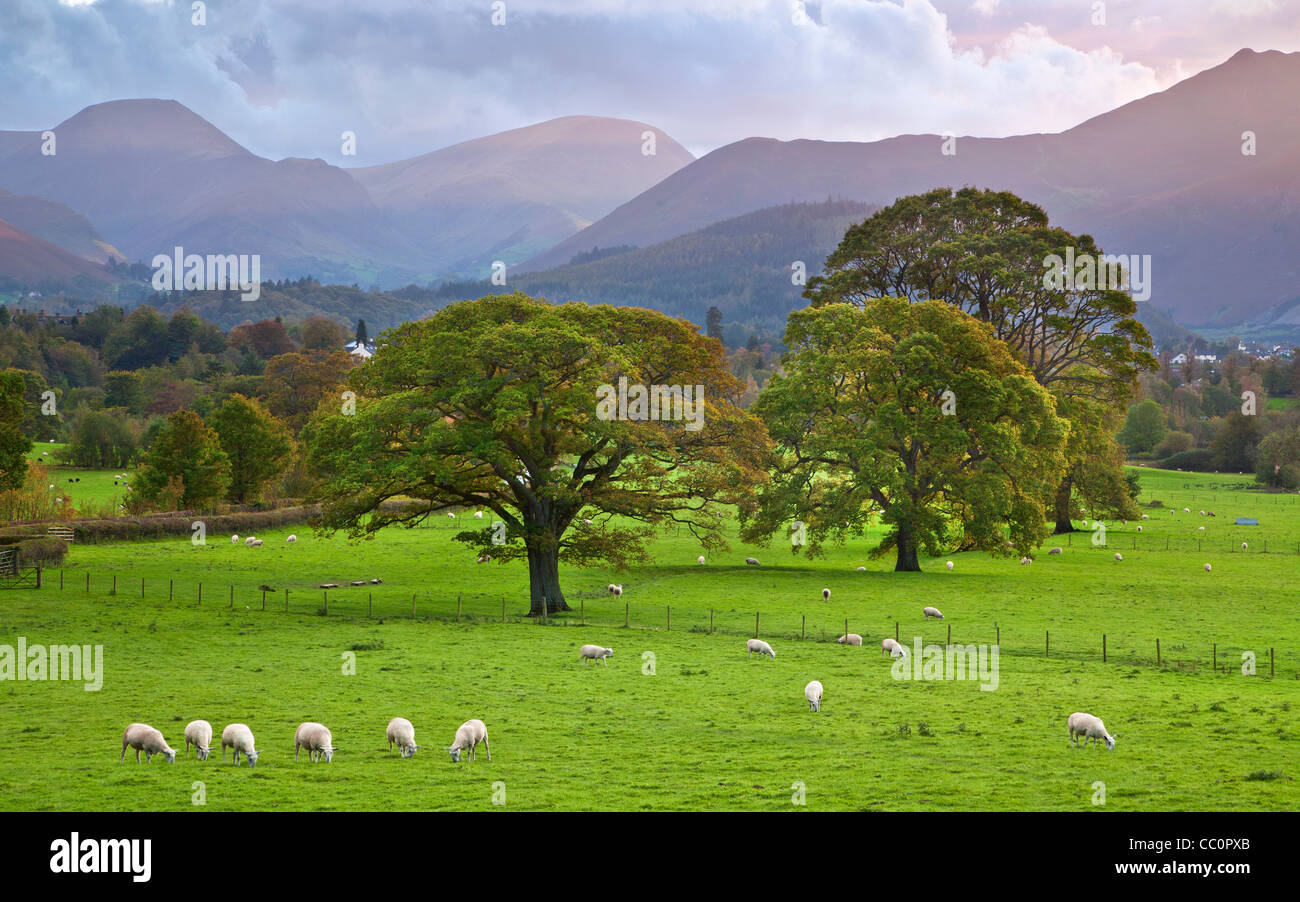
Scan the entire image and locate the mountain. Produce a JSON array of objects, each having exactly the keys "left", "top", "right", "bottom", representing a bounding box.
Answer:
[
  {"left": 349, "top": 116, "right": 693, "bottom": 280},
  {"left": 0, "top": 189, "right": 123, "bottom": 263},
  {"left": 435, "top": 199, "right": 875, "bottom": 334},
  {"left": 521, "top": 49, "right": 1300, "bottom": 330},
  {"left": 0, "top": 219, "right": 120, "bottom": 292}
]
